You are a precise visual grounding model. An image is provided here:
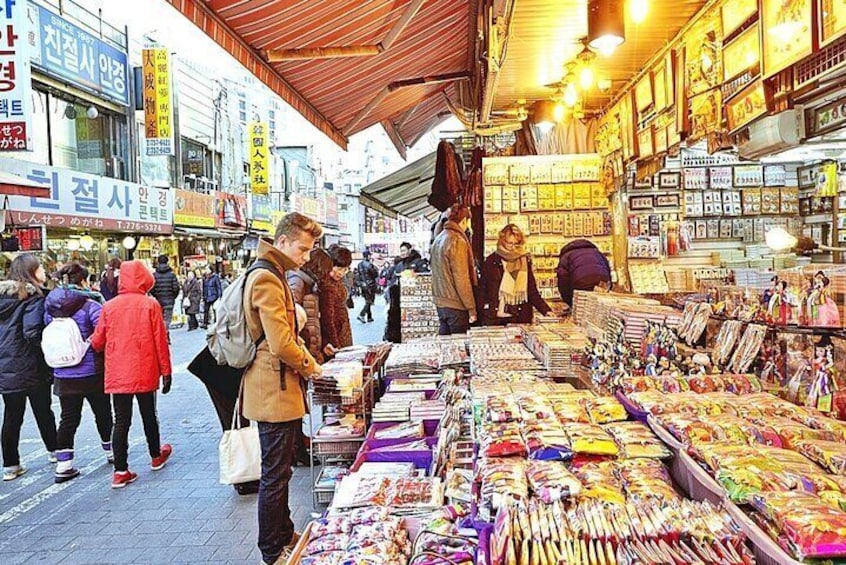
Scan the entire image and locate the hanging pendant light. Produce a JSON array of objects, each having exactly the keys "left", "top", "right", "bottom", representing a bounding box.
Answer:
[
  {"left": 564, "top": 83, "right": 579, "bottom": 107},
  {"left": 588, "top": 0, "right": 626, "bottom": 56},
  {"left": 630, "top": 0, "right": 649, "bottom": 24}
]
